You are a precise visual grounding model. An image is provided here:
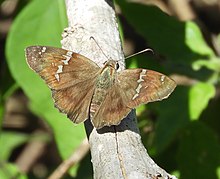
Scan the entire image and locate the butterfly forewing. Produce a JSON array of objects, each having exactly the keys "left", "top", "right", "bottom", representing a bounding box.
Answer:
[
  {"left": 25, "top": 46, "right": 100, "bottom": 123},
  {"left": 26, "top": 46, "right": 100, "bottom": 90},
  {"left": 118, "top": 69, "right": 176, "bottom": 108}
]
